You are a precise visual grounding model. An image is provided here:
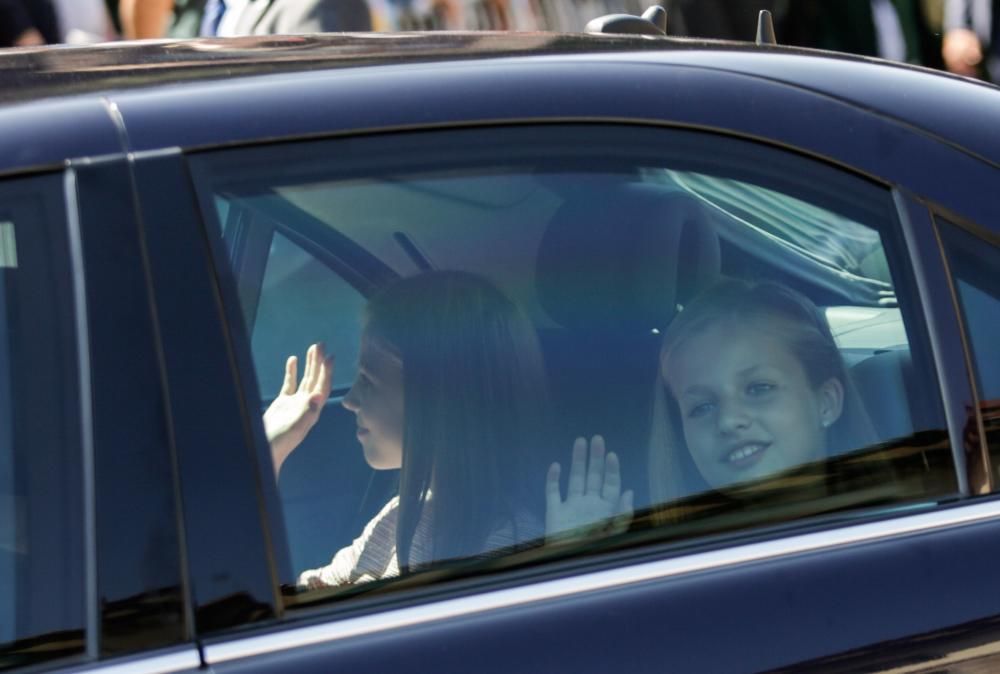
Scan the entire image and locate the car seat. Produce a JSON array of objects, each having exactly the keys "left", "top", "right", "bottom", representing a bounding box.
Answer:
[
  {"left": 535, "top": 181, "right": 720, "bottom": 509},
  {"left": 849, "top": 349, "right": 917, "bottom": 443}
]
